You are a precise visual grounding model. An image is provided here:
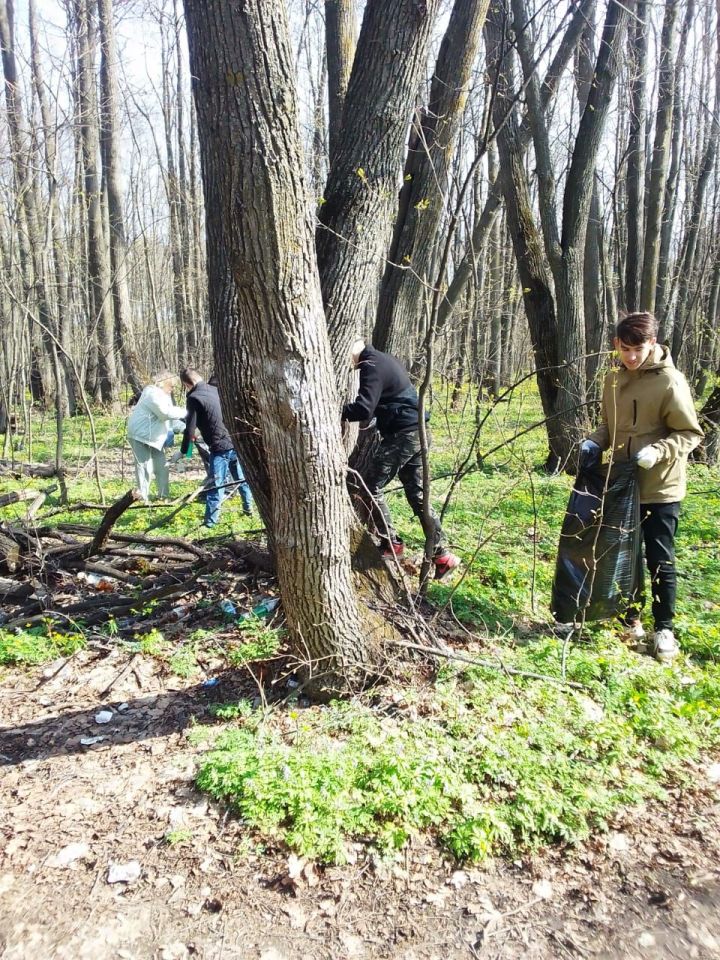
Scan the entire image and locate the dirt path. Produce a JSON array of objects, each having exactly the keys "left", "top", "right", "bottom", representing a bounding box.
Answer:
[{"left": 1, "top": 650, "right": 719, "bottom": 960}]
